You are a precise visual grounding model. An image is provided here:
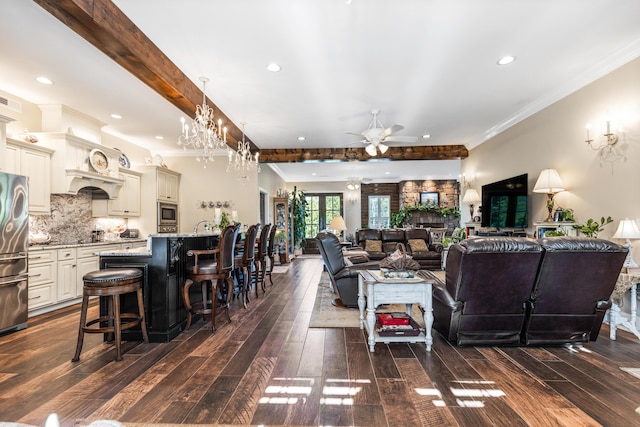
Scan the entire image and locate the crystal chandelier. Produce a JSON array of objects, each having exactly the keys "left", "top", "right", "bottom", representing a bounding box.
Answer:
[
  {"left": 227, "top": 122, "right": 260, "bottom": 182},
  {"left": 177, "top": 77, "right": 228, "bottom": 164}
]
